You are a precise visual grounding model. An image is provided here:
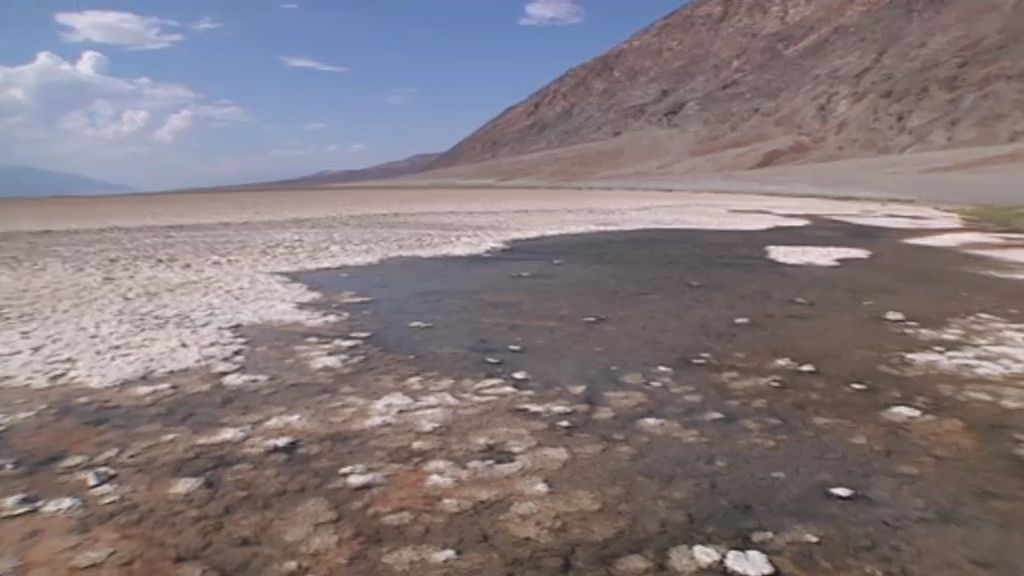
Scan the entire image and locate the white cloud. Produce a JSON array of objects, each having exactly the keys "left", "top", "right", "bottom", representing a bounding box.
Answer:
[
  {"left": 303, "top": 122, "right": 328, "bottom": 130},
  {"left": 279, "top": 56, "right": 348, "bottom": 73},
  {"left": 60, "top": 101, "right": 152, "bottom": 140},
  {"left": 154, "top": 109, "right": 193, "bottom": 142},
  {"left": 326, "top": 144, "right": 340, "bottom": 152},
  {"left": 191, "top": 16, "right": 223, "bottom": 31},
  {"left": 55, "top": 10, "right": 184, "bottom": 49},
  {"left": 280, "top": 3, "right": 300, "bottom": 9},
  {"left": 519, "top": 0, "right": 585, "bottom": 26},
  {"left": 385, "top": 87, "right": 417, "bottom": 106},
  {"left": 0, "top": 50, "right": 246, "bottom": 148},
  {"left": 348, "top": 143, "right": 367, "bottom": 153}
]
